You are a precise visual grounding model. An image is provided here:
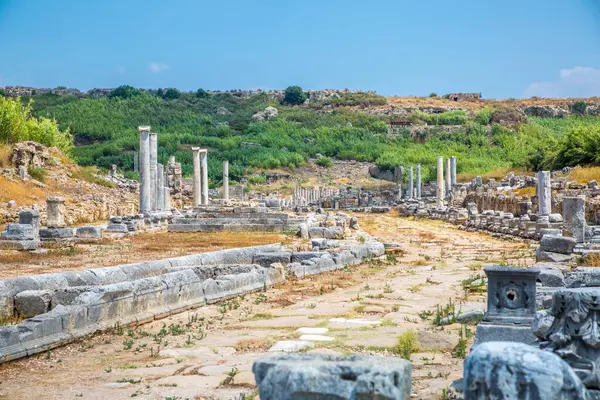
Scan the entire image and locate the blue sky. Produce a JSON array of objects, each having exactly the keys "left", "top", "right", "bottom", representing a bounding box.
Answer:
[{"left": 1, "top": 0, "right": 599, "bottom": 98}]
